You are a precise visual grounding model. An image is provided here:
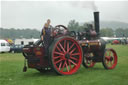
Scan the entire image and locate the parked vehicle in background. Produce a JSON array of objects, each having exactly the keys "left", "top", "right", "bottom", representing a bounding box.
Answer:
[
  {"left": 0, "top": 40, "right": 10, "bottom": 53},
  {"left": 10, "top": 45, "right": 24, "bottom": 53},
  {"left": 111, "top": 39, "right": 128, "bottom": 45},
  {"left": 14, "top": 38, "right": 39, "bottom": 46},
  {"left": 111, "top": 40, "right": 120, "bottom": 45}
]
